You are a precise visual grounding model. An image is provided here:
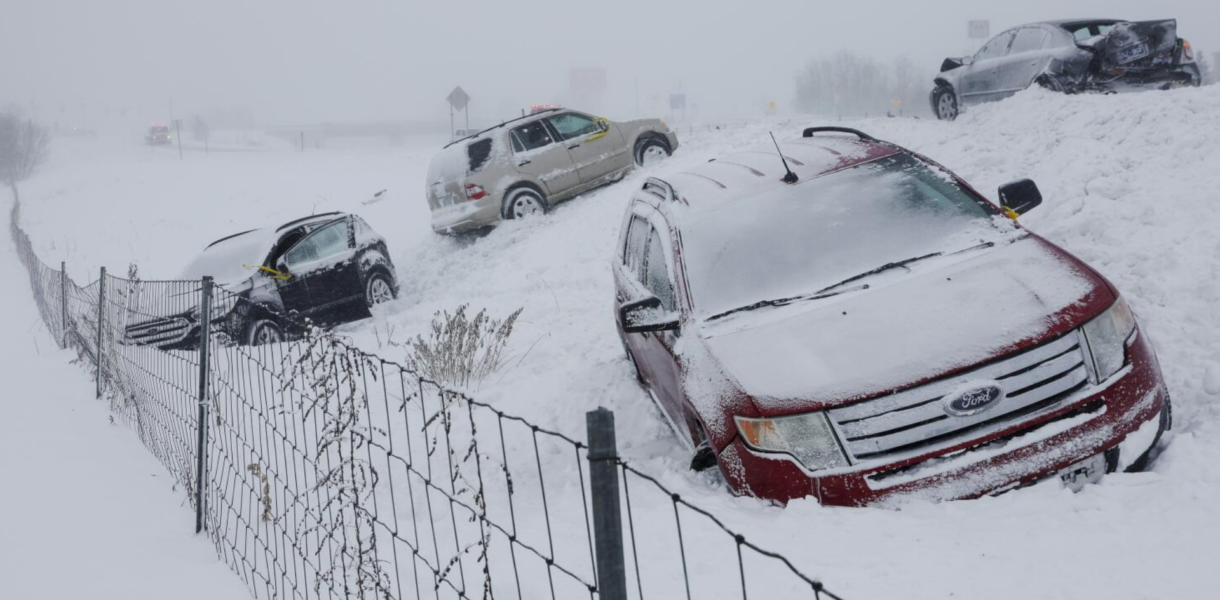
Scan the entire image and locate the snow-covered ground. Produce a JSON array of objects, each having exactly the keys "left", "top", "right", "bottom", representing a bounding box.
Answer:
[
  {"left": 11, "top": 87, "right": 1220, "bottom": 599},
  {"left": 0, "top": 206, "right": 248, "bottom": 598}
]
